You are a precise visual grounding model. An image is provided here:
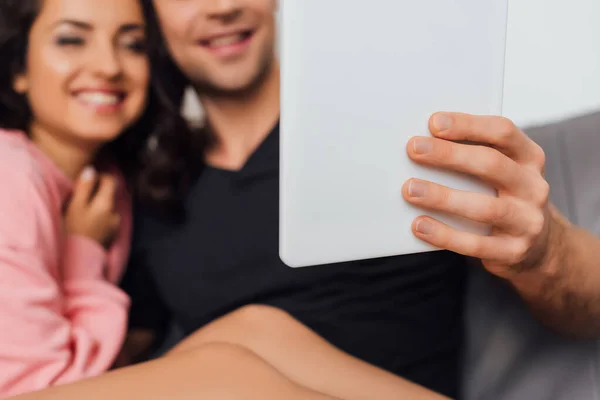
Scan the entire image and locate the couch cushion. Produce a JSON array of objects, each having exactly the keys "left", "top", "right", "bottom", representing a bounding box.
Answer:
[{"left": 463, "top": 111, "right": 600, "bottom": 400}]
